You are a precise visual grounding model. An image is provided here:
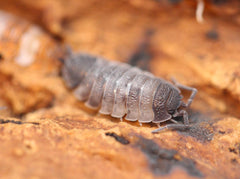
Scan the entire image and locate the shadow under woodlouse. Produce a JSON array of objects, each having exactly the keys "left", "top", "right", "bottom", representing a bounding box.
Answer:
[
  {"left": 174, "top": 110, "right": 214, "bottom": 142},
  {"left": 135, "top": 136, "right": 203, "bottom": 177},
  {"left": 103, "top": 131, "right": 204, "bottom": 176}
]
